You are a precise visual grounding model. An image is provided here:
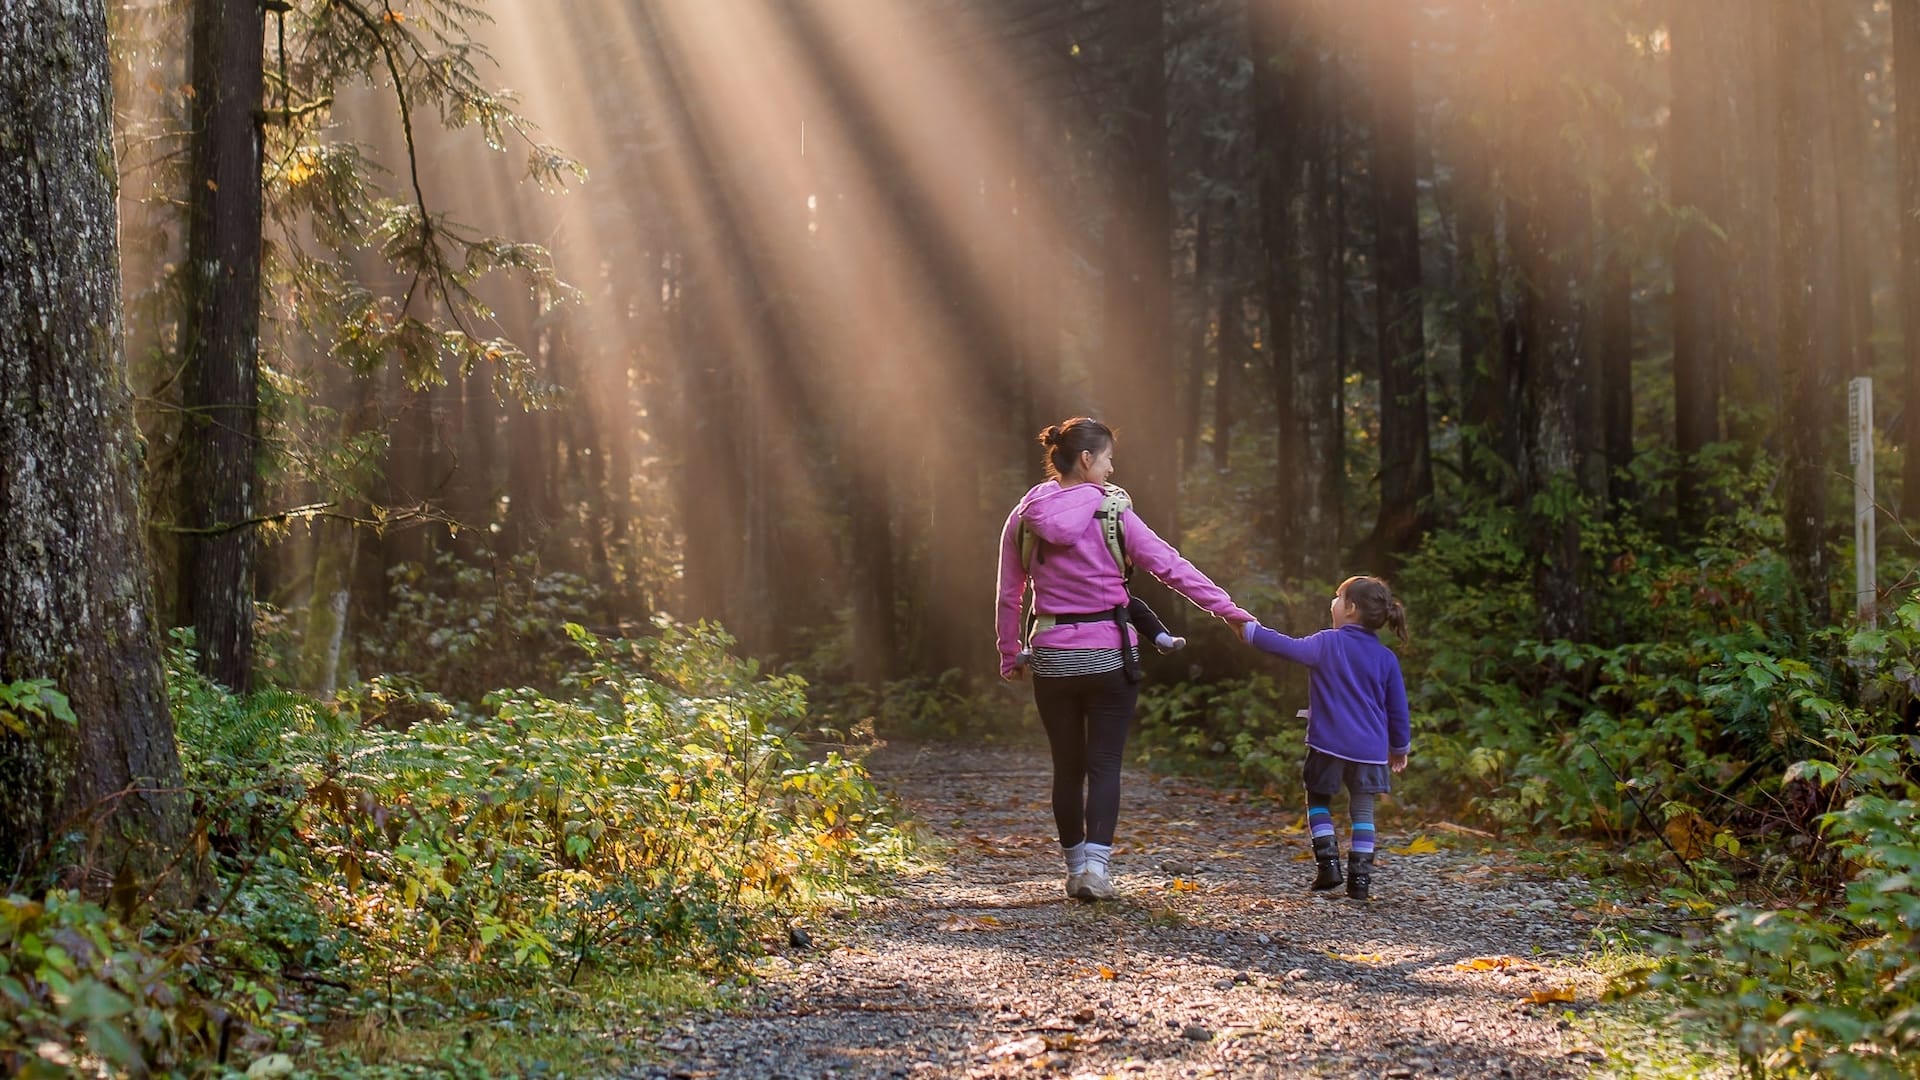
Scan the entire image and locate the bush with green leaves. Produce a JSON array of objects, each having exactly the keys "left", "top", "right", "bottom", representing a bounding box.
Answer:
[
  {"left": 361, "top": 553, "right": 603, "bottom": 701},
  {"left": 1617, "top": 602, "right": 1920, "bottom": 1078},
  {"left": 3, "top": 618, "right": 910, "bottom": 1076}
]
